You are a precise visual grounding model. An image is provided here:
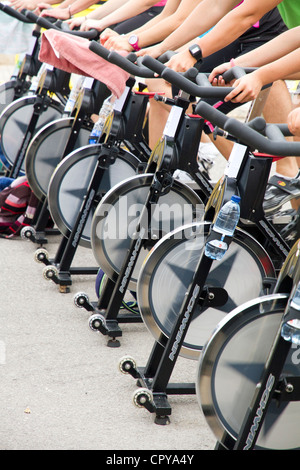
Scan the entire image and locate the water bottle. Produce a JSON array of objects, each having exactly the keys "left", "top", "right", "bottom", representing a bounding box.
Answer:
[
  {"left": 281, "top": 282, "right": 300, "bottom": 345},
  {"left": 63, "top": 75, "right": 86, "bottom": 116},
  {"left": 89, "top": 95, "right": 115, "bottom": 145},
  {"left": 205, "top": 195, "right": 241, "bottom": 260}
]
